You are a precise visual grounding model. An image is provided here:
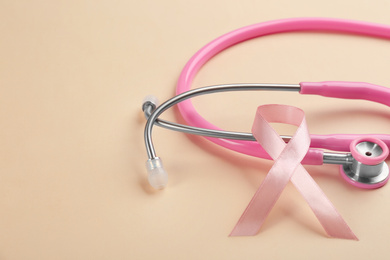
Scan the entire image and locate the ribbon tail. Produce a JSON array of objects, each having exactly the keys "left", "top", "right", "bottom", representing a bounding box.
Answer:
[
  {"left": 291, "top": 167, "right": 358, "bottom": 240},
  {"left": 230, "top": 161, "right": 302, "bottom": 236}
]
